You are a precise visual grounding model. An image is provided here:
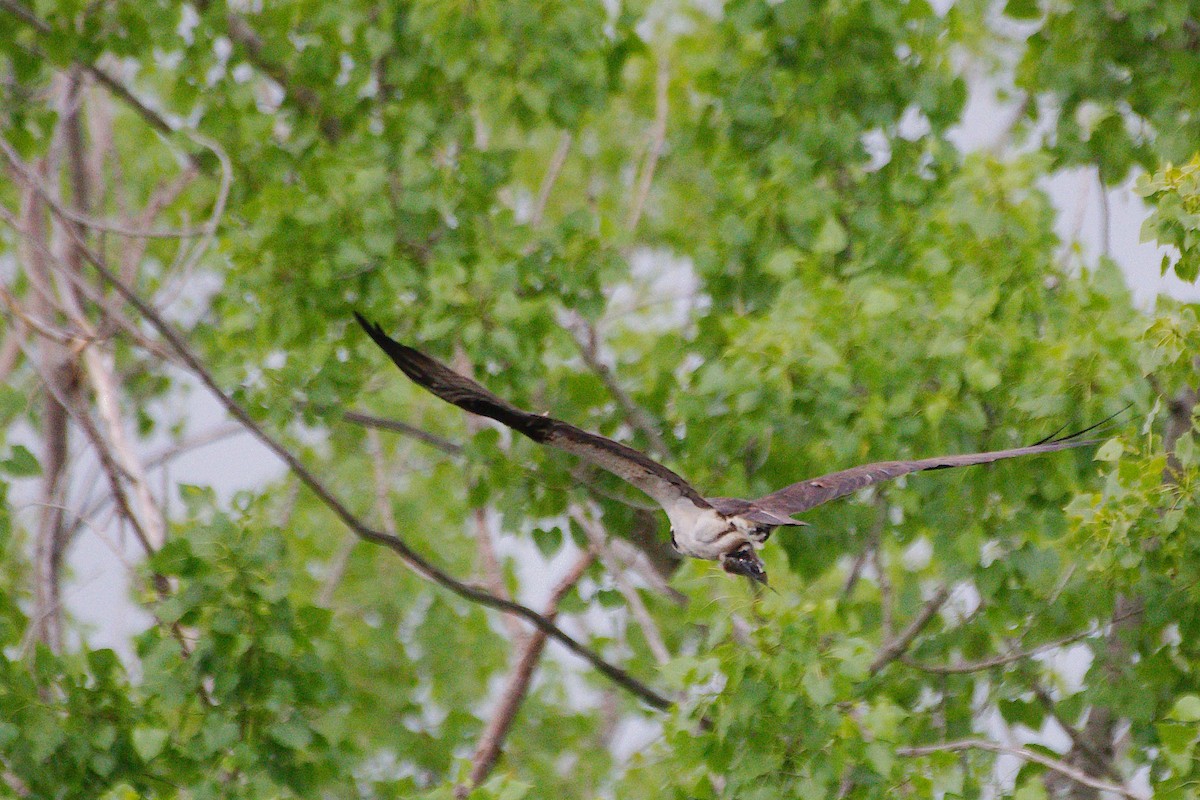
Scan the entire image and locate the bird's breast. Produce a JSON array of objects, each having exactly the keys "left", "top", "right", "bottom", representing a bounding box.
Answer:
[{"left": 667, "top": 500, "right": 747, "bottom": 561}]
